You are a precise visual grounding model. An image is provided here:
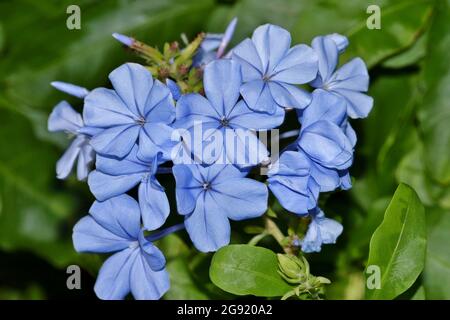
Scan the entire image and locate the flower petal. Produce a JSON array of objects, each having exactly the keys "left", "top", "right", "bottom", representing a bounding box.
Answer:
[
  {"left": 176, "top": 93, "right": 221, "bottom": 125},
  {"left": 268, "top": 82, "right": 311, "bottom": 109},
  {"left": 240, "top": 80, "right": 278, "bottom": 114},
  {"left": 310, "top": 36, "right": 338, "bottom": 85},
  {"left": 88, "top": 170, "right": 142, "bottom": 201},
  {"left": 94, "top": 248, "right": 137, "bottom": 300},
  {"left": 96, "top": 145, "right": 147, "bottom": 175},
  {"left": 144, "top": 79, "right": 175, "bottom": 123},
  {"left": 83, "top": 88, "right": 135, "bottom": 127},
  {"left": 252, "top": 24, "right": 291, "bottom": 74},
  {"left": 109, "top": 63, "right": 154, "bottom": 117},
  {"left": 48, "top": 101, "right": 83, "bottom": 133},
  {"left": 204, "top": 60, "right": 242, "bottom": 116},
  {"left": 232, "top": 38, "right": 263, "bottom": 81},
  {"left": 56, "top": 136, "right": 83, "bottom": 180},
  {"left": 332, "top": 88, "right": 373, "bottom": 119},
  {"left": 76, "top": 143, "right": 95, "bottom": 181},
  {"left": 73, "top": 216, "right": 133, "bottom": 253},
  {"left": 229, "top": 100, "right": 285, "bottom": 129},
  {"left": 173, "top": 165, "right": 203, "bottom": 215},
  {"left": 300, "top": 89, "right": 347, "bottom": 128},
  {"left": 138, "top": 123, "right": 177, "bottom": 161},
  {"left": 299, "top": 120, "right": 353, "bottom": 170},
  {"left": 329, "top": 57, "right": 369, "bottom": 91},
  {"left": 90, "top": 124, "right": 140, "bottom": 158},
  {"left": 129, "top": 253, "right": 169, "bottom": 300},
  {"left": 184, "top": 192, "right": 230, "bottom": 252},
  {"left": 270, "top": 44, "right": 318, "bottom": 84},
  {"left": 211, "top": 177, "right": 268, "bottom": 220},
  {"left": 138, "top": 179, "right": 170, "bottom": 231},
  {"left": 89, "top": 194, "right": 142, "bottom": 240}
]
